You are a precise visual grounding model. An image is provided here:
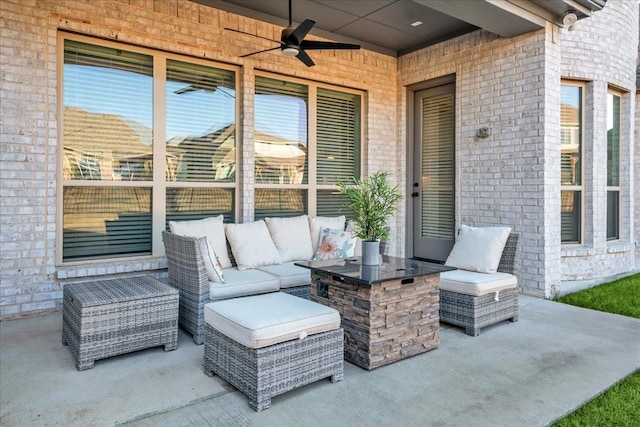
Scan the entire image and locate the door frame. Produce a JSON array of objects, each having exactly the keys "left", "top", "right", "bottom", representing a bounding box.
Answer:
[{"left": 405, "top": 74, "right": 457, "bottom": 259}]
